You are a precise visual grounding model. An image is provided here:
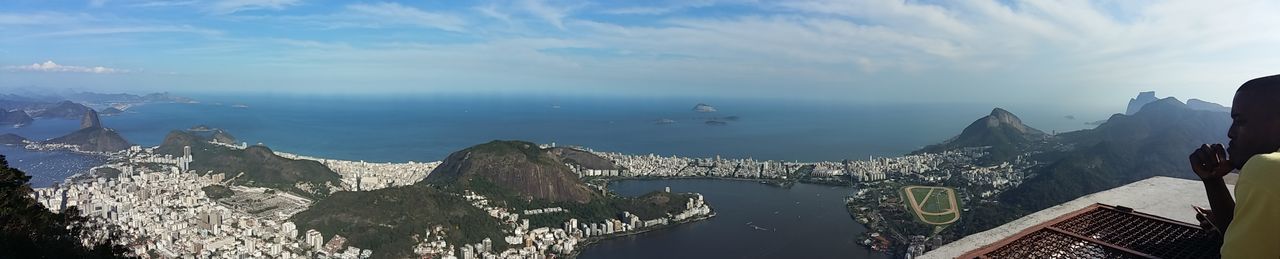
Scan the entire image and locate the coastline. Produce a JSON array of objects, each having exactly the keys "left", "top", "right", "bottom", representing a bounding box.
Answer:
[
  {"left": 566, "top": 212, "right": 718, "bottom": 259},
  {"left": 598, "top": 176, "right": 804, "bottom": 189}
]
